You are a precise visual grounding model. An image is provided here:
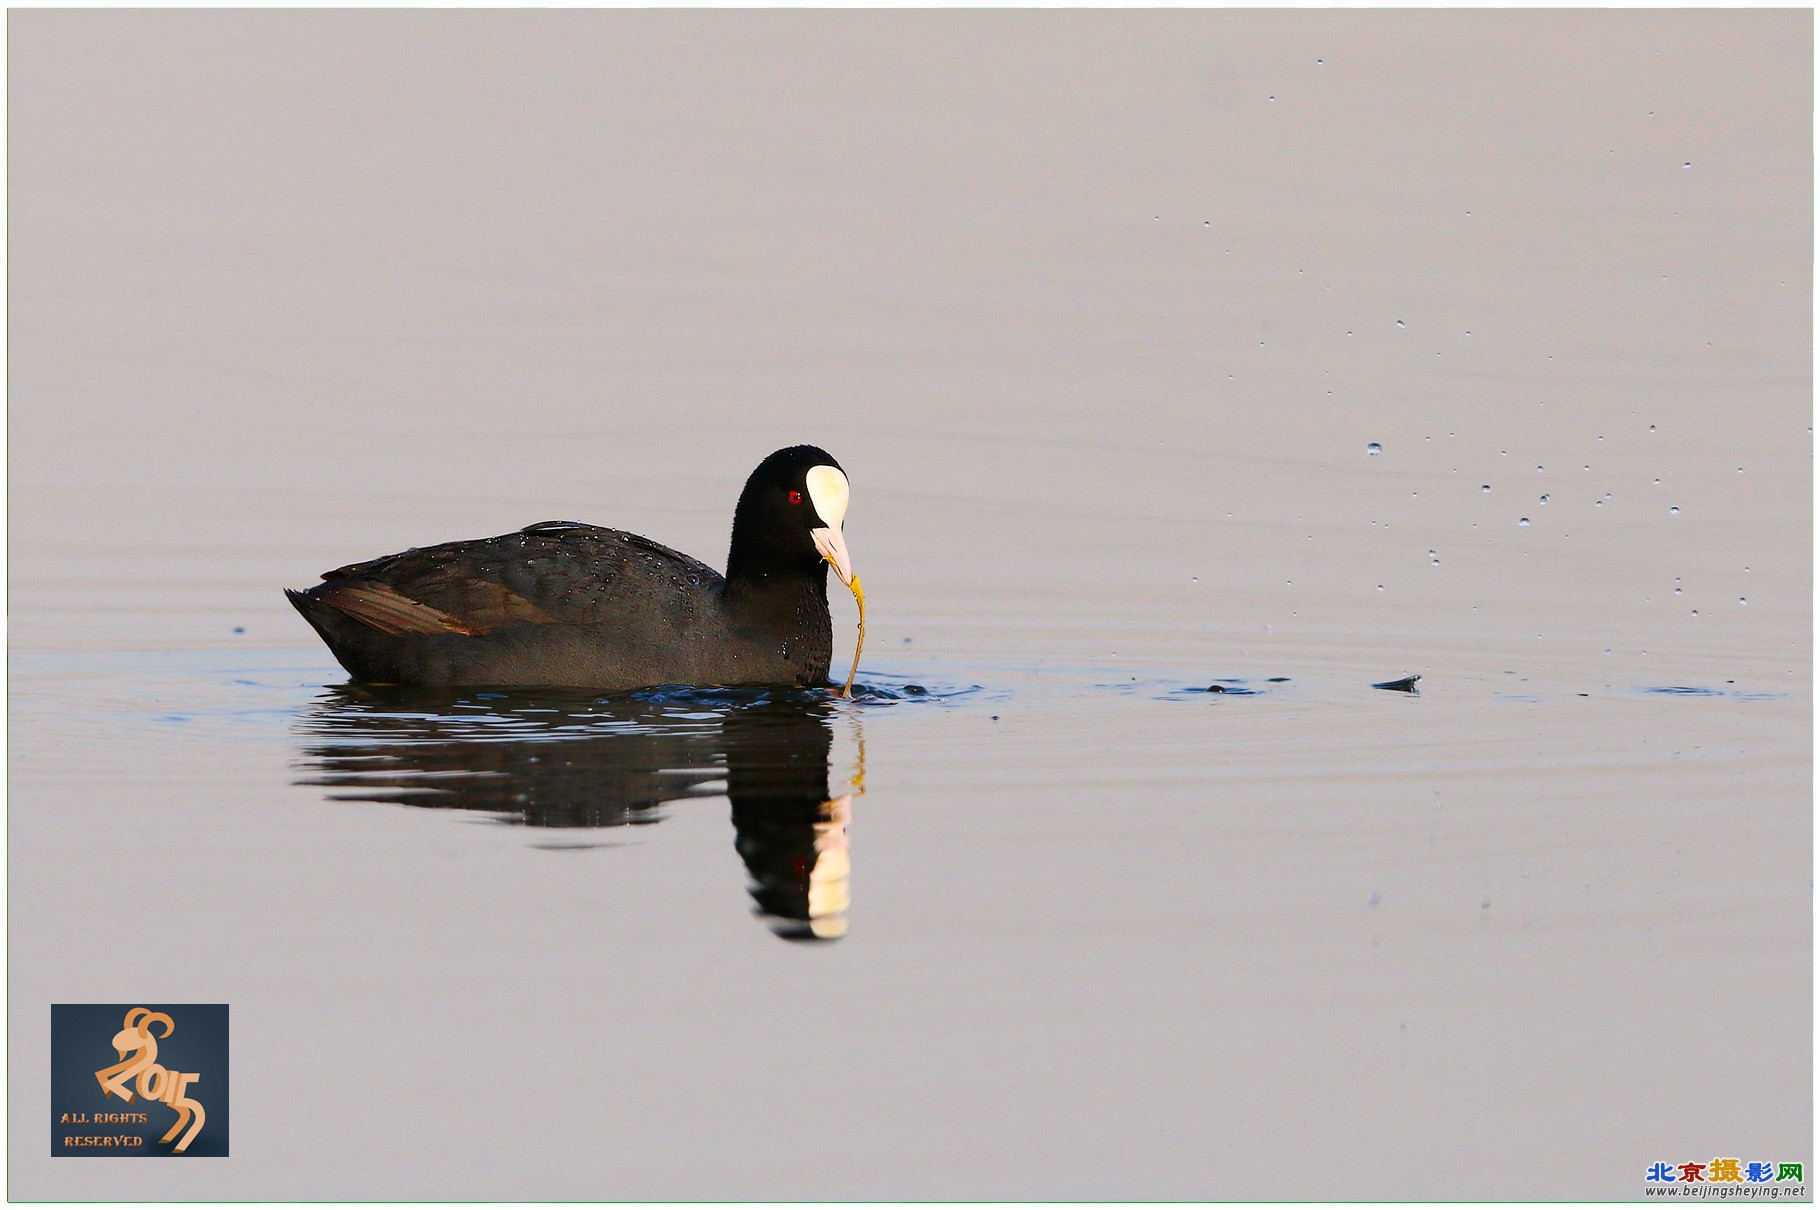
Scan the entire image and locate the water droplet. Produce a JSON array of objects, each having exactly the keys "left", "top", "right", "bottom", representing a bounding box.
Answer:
[
  {"left": 1690, "top": 609, "right": 1699, "bottom": 616},
  {"left": 1376, "top": 584, "right": 1384, "bottom": 591},
  {"left": 1367, "top": 442, "right": 1382, "bottom": 456},
  {"left": 1191, "top": 575, "right": 1199, "bottom": 582},
  {"left": 1481, "top": 484, "right": 1491, "bottom": 493},
  {"left": 1682, "top": 162, "right": 1691, "bottom": 170},
  {"left": 1539, "top": 494, "right": 1550, "bottom": 504},
  {"left": 1268, "top": 95, "right": 1276, "bottom": 102},
  {"left": 1395, "top": 319, "right": 1406, "bottom": 329},
  {"left": 1649, "top": 424, "right": 1657, "bottom": 433},
  {"left": 1316, "top": 58, "right": 1324, "bottom": 65},
  {"left": 1518, "top": 517, "right": 1531, "bottom": 527},
  {"left": 1670, "top": 506, "right": 1681, "bottom": 516},
  {"left": 1739, "top": 597, "right": 1747, "bottom": 605},
  {"left": 1536, "top": 465, "right": 1544, "bottom": 472}
]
